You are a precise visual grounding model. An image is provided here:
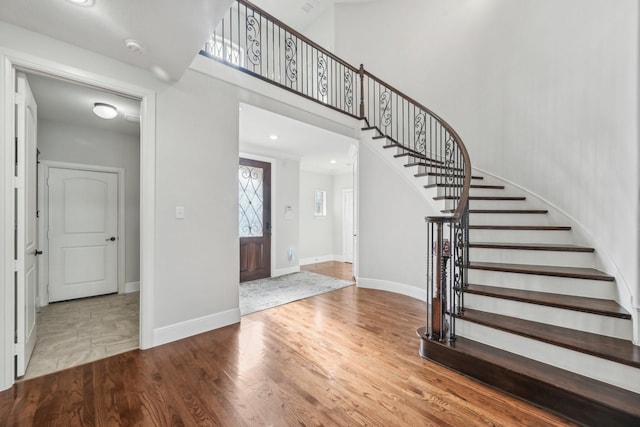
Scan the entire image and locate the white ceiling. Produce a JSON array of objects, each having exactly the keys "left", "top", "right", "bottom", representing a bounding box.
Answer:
[
  {"left": 251, "top": 0, "right": 374, "bottom": 33},
  {"left": 0, "top": 0, "right": 235, "bottom": 81},
  {"left": 240, "top": 103, "right": 356, "bottom": 175},
  {"left": 26, "top": 73, "right": 141, "bottom": 137}
]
